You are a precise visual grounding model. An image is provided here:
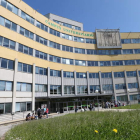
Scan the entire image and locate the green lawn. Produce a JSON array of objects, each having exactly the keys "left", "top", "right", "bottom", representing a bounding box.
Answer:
[
  {"left": 112, "top": 104, "right": 140, "bottom": 109},
  {"left": 6, "top": 111, "right": 140, "bottom": 140}
]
